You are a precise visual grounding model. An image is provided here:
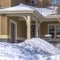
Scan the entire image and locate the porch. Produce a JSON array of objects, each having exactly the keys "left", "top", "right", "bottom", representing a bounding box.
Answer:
[
  {"left": 0, "top": 4, "right": 60, "bottom": 43},
  {"left": 7, "top": 16, "right": 60, "bottom": 43}
]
